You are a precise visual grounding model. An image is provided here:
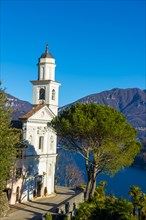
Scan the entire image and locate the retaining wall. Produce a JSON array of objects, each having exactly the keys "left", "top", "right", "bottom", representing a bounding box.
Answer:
[{"left": 42, "top": 187, "right": 85, "bottom": 220}]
